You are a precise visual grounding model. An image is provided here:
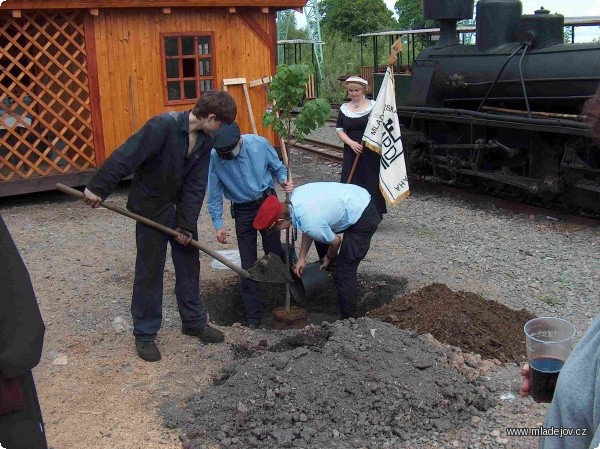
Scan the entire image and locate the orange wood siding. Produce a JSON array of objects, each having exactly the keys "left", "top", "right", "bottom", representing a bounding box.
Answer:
[
  {"left": 1, "top": 1, "right": 307, "bottom": 9},
  {"left": 92, "top": 8, "right": 276, "bottom": 156}
]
